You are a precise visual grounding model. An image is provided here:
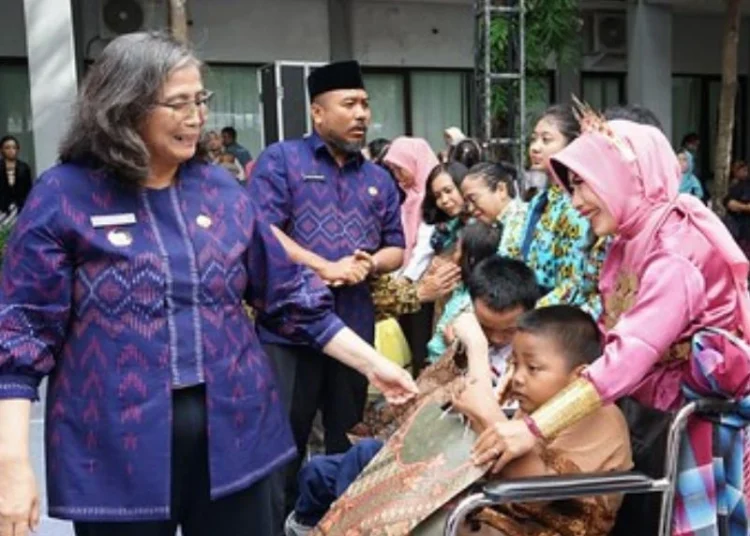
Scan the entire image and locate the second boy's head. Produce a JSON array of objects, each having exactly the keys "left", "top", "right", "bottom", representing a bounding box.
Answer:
[
  {"left": 510, "top": 305, "right": 602, "bottom": 414},
  {"left": 467, "top": 256, "right": 540, "bottom": 348}
]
